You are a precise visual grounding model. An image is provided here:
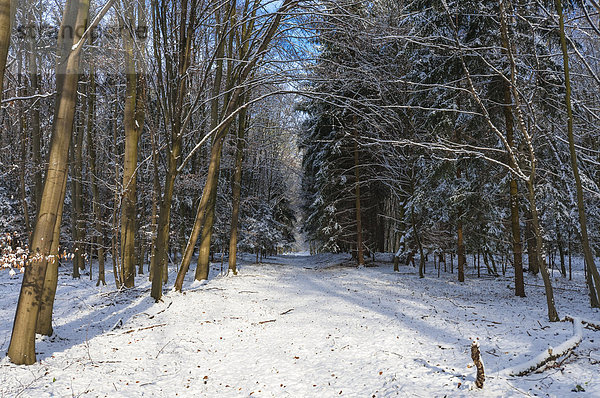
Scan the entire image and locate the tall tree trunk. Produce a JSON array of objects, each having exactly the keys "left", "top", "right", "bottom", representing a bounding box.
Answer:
[
  {"left": 28, "top": 17, "right": 43, "bottom": 216},
  {"left": 8, "top": 0, "right": 90, "bottom": 365},
  {"left": 148, "top": 126, "right": 160, "bottom": 278},
  {"left": 555, "top": 0, "right": 600, "bottom": 307},
  {"left": 176, "top": 135, "right": 225, "bottom": 290},
  {"left": 87, "top": 69, "right": 105, "bottom": 286},
  {"left": 526, "top": 180, "right": 559, "bottom": 321},
  {"left": 456, "top": 165, "right": 465, "bottom": 283},
  {"left": 525, "top": 214, "right": 539, "bottom": 274},
  {"left": 29, "top": 59, "right": 43, "bottom": 213},
  {"left": 70, "top": 98, "right": 85, "bottom": 277},
  {"left": 557, "top": 226, "right": 566, "bottom": 278},
  {"left": 227, "top": 100, "right": 248, "bottom": 275},
  {"left": 411, "top": 207, "right": 425, "bottom": 278},
  {"left": 195, "top": 142, "right": 223, "bottom": 281},
  {"left": 151, "top": 140, "right": 180, "bottom": 298},
  {"left": 0, "top": 0, "right": 12, "bottom": 97},
  {"left": 195, "top": 4, "right": 229, "bottom": 281},
  {"left": 498, "top": 0, "right": 558, "bottom": 321},
  {"left": 354, "top": 126, "right": 364, "bottom": 266},
  {"left": 498, "top": 28, "right": 525, "bottom": 295},
  {"left": 120, "top": 5, "right": 146, "bottom": 288},
  {"left": 36, "top": 176, "right": 67, "bottom": 336},
  {"left": 111, "top": 89, "right": 122, "bottom": 288},
  {"left": 18, "top": 52, "right": 31, "bottom": 238},
  {"left": 150, "top": 0, "right": 196, "bottom": 301}
]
